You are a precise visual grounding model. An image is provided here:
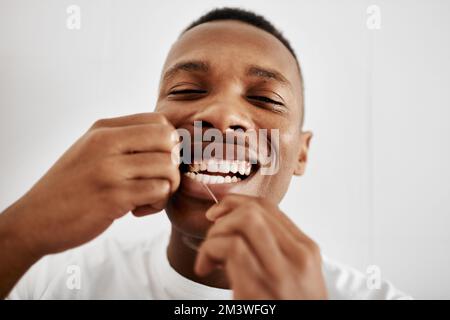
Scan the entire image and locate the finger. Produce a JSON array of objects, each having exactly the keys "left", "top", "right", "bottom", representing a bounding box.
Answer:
[
  {"left": 195, "top": 235, "right": 263, "bottom": 280},
  {"left": 105, "top": 123, "right": 179, "bottom": 154},
  {"left": 253, "top": 208, "right": 321, "bottom": 268},
  {"left": 206, "top": 206, "right": 285, "bottom": 278},
  {"left": 262, "top": 211, "right": 317, "bottom": 260},
  {"left": 204, "top": 195, "right": 297, "bottom": 258},
  {"left": 266, "top": 208, "right": 311, "bottom": 243},
  {"left": 124, "top": 178, "right": 171, "bottom": 210},
  {"left": 207, "top": 194, "right": 314, "bottom": 250},
  {"left": 206, "top": 194, "right": 314, "bottom": 261},
  {"left": 258, "top": 205, "right": 320, "bottom": 255},
  {"left": 225, "top": 238, "right": 271, "bottom": 300},
  {"left": 132, "top": 204, "right": 163, "bottom": 217},
  {"left": 195, "top": 236, "right": 270, "bottom": 299},
  {"left": 205, "top": 194, "right": 257, "bottom": 221},
  {"left": 90, "top": 112, "right": 170, "bottom": 129},
  {"left": 117, "top": 152, "right": 180, "bottom": 192}
]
